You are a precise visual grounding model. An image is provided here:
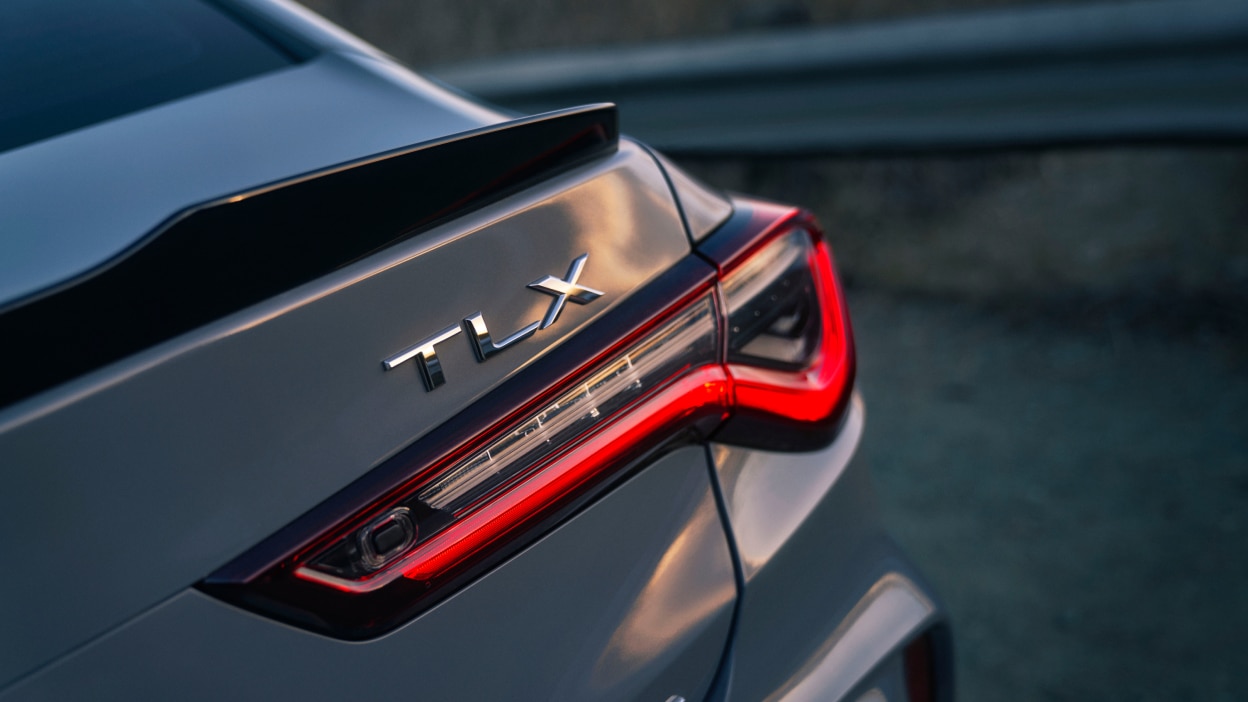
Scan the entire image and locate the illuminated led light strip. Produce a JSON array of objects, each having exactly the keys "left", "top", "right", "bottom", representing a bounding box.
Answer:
[
  {"left": 418, "top": 299, "right": 717, "bottom": 514},
  {"left": 397, "top": 367, "right": 730, "bottom": 586}
]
